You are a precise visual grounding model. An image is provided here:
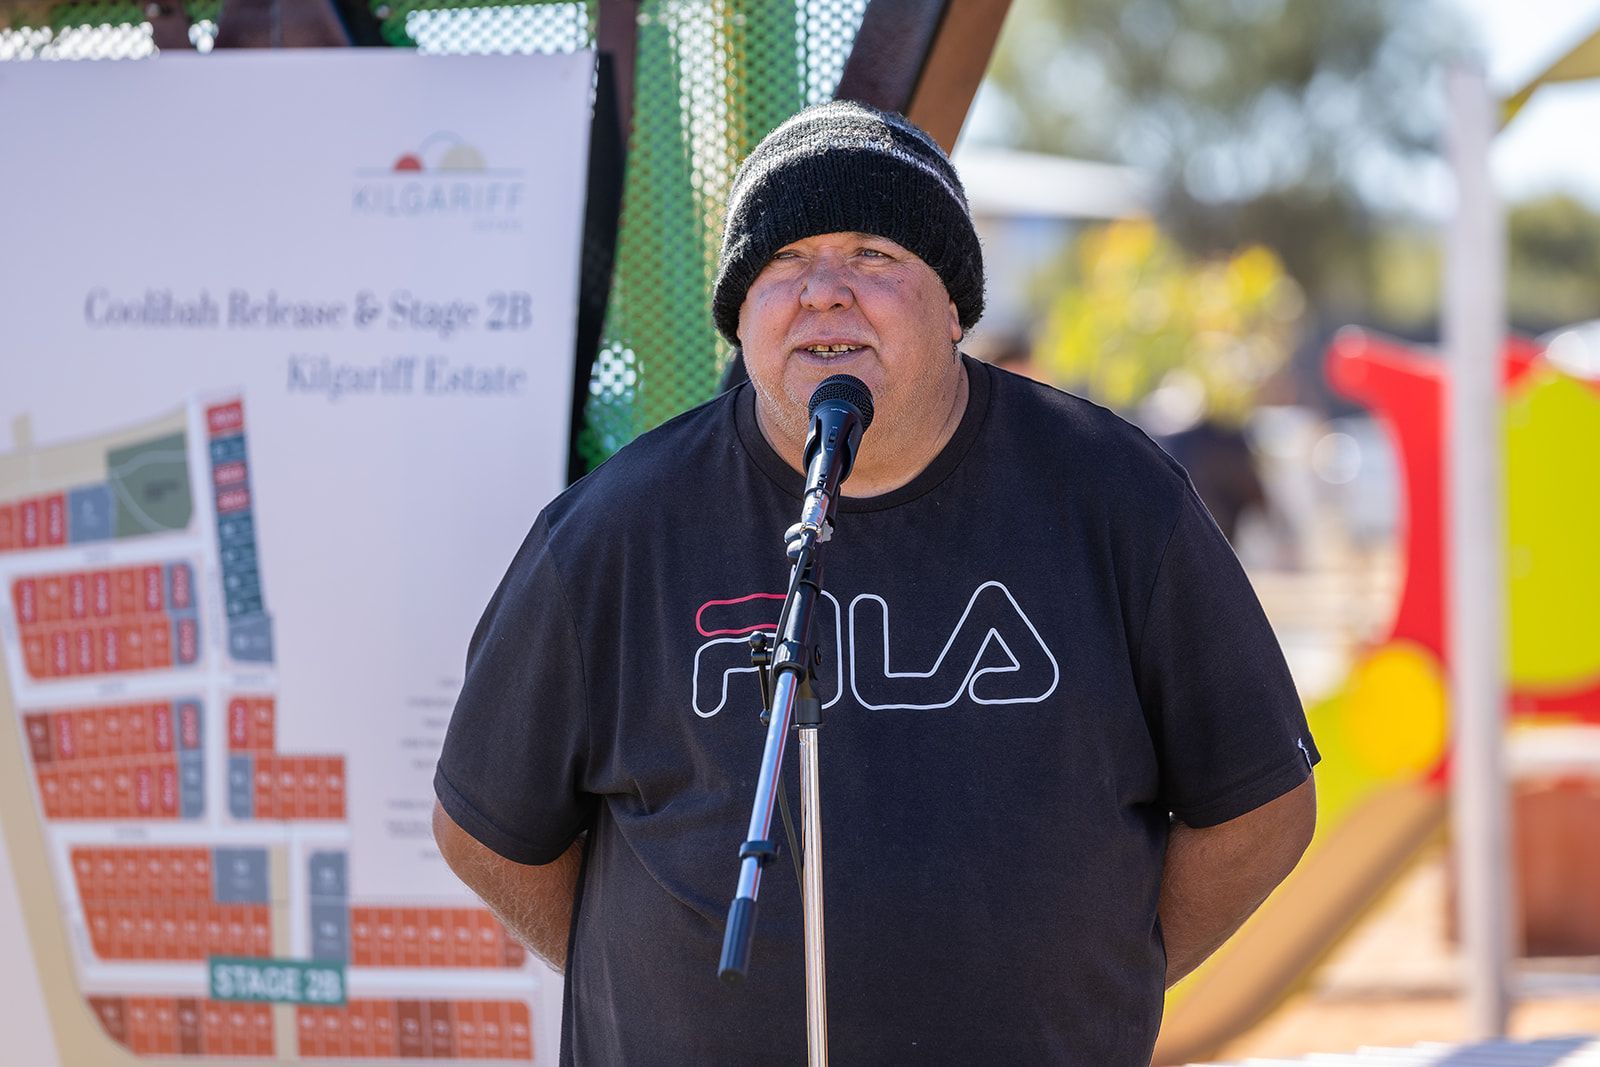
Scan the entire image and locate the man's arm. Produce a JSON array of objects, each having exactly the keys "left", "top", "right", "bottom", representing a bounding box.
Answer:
[
  {"left": 1158, "top": 775, "right": 1316, "bottom": 987},
  {"left": 432, "top": 800, "right": 584, "bottom": 973}
]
